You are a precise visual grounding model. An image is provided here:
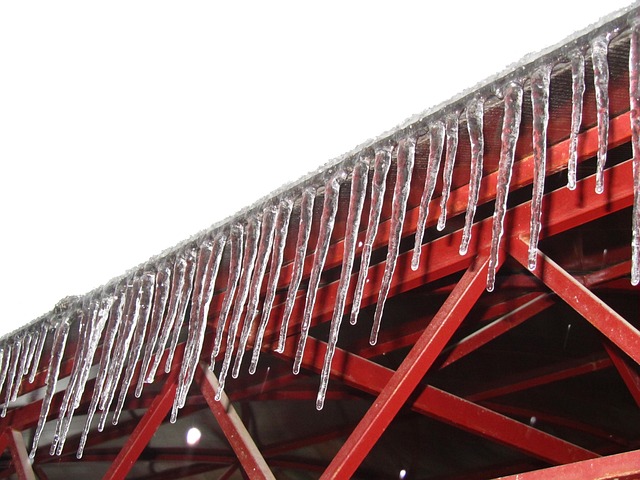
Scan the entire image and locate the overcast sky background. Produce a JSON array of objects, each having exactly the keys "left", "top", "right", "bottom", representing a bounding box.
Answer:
[{"left": 0, "top": 1, "right": 634, "bottom": 337}]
